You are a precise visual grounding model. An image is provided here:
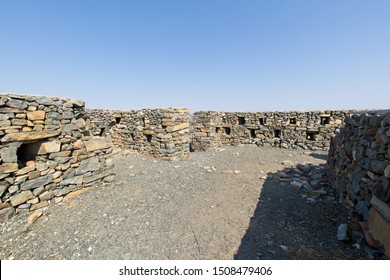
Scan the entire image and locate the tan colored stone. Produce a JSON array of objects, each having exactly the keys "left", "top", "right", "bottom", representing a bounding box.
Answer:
[
  {"left": 194, "top": 132, "right": 207, "bottom": 137},
  {"left": 73, "top": 140, "right": 84, "bottom": 150},
  {"left": 84, "top": 138, "right": 112, "bottom": 152},
  {"left": 54, "top": 197, "right": 63, "bottom": 203},
  {"left": 27, "top": 110, "right": 46, "bottom": 121},
  {"left": 63, "top": 189, "right": 88, "bottom": 202},
  {"left": 368, "top": 208, "right": 390, "bottom": 258},
  {"left": 172, "top": 123, "right": 189, "bottom": 132},
  {"left": 27, "top": 197, "right": 39, "bottom": 204},
  {"left": 143, "top": 130, "right": 154, "bottom": 135},
  {"left": 1, "top": 131, "right": 60, "bottom": 142},
  {"left": 10, "top": 190, "right": 34, "bottom": 206},
  {"left": 11, "top": 119, "right": 27, "bottom": 126},
  {"left": 26, "top": 161, "right": 36, "bottom": 168},
  {"left": 0, "top": 202, "right": 11, "bottom": 210},
  {"left": 0, "top": 163, "right": 18, "bottom": 173},
  {"left": 4, "top": 129, "right": 19, "bottom": 134},
  {"left": 15, "top": 113, "right": 27, "bottom": 118},
  {"left": 222, "top": 170, "right": 234, "bottom": 174},
  {"left": 24, "top": 140, "right": 61, "bottom": 155},
  {"left": 27, "top": 210, "right": 42, "bottom": 226},
  {"left": 30, "top": 201, "right": 49, "bottom": 211},
  {"left": 22, "top": 127, "right": 33, "bottom": 132}
]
